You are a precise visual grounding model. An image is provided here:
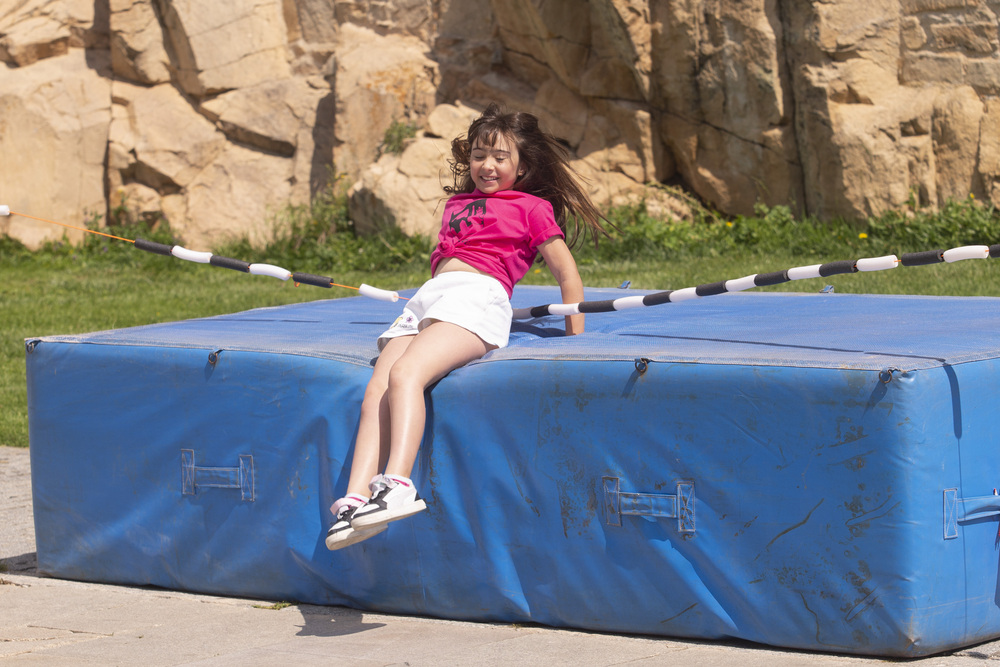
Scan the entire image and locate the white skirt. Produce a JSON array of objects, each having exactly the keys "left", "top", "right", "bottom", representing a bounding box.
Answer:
[{"left": 377, "top": 271, "right": 513, "bottom": 351}]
